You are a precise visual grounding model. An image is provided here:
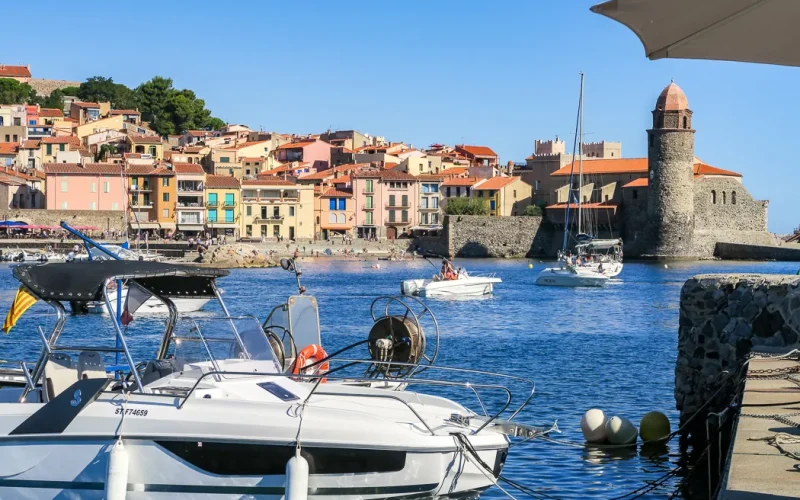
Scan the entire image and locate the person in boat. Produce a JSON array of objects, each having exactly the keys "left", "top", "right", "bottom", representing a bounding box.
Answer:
[{"left": 441, "top": 258, "right": 457, "bottom": 280}]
